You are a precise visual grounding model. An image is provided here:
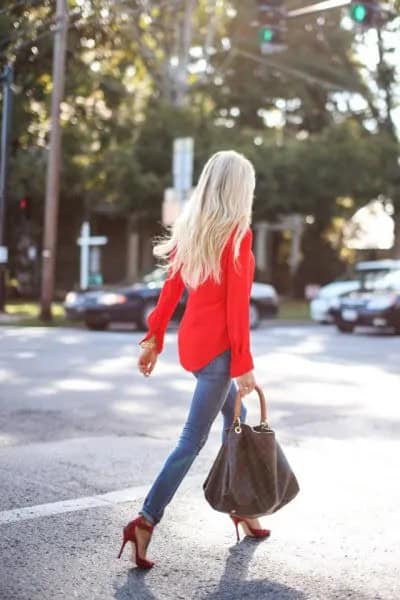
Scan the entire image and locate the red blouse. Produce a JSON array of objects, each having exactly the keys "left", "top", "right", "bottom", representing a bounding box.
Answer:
[{"left": 139, "top": 227, "right": 255, "bottom": 377}]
